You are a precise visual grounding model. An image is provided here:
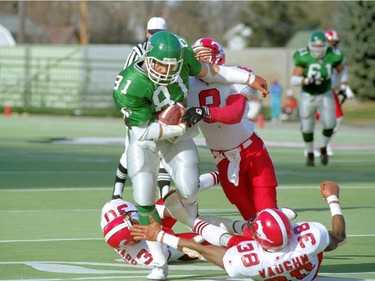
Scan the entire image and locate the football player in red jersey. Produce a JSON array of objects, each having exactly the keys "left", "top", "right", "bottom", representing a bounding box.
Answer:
[
  {"left": 131, "top": 180, "right": 346, "bottom": 281},
  {"left": 100, "top": 197, "right": 212, "bottom": 267},
  {"left": 183, "top": 38, "right": 279, "bottom": 220}
]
